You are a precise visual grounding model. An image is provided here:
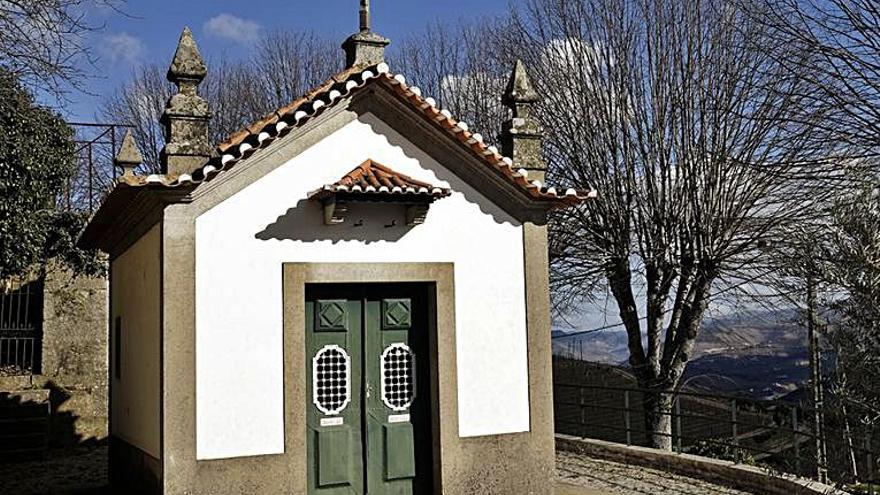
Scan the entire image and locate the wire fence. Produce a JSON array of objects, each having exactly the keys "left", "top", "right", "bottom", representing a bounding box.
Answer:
[{"left": 555, "top": 381, "right": 879, "bottom": 493}]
